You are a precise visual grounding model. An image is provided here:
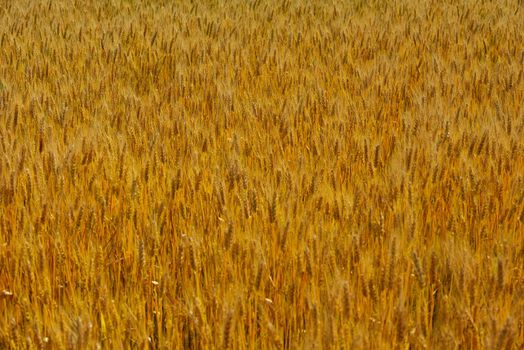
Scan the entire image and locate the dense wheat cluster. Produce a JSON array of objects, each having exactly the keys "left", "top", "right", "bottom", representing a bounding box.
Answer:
[{"left": 1, "top": 0, "right": 523, "bottom": 348}]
